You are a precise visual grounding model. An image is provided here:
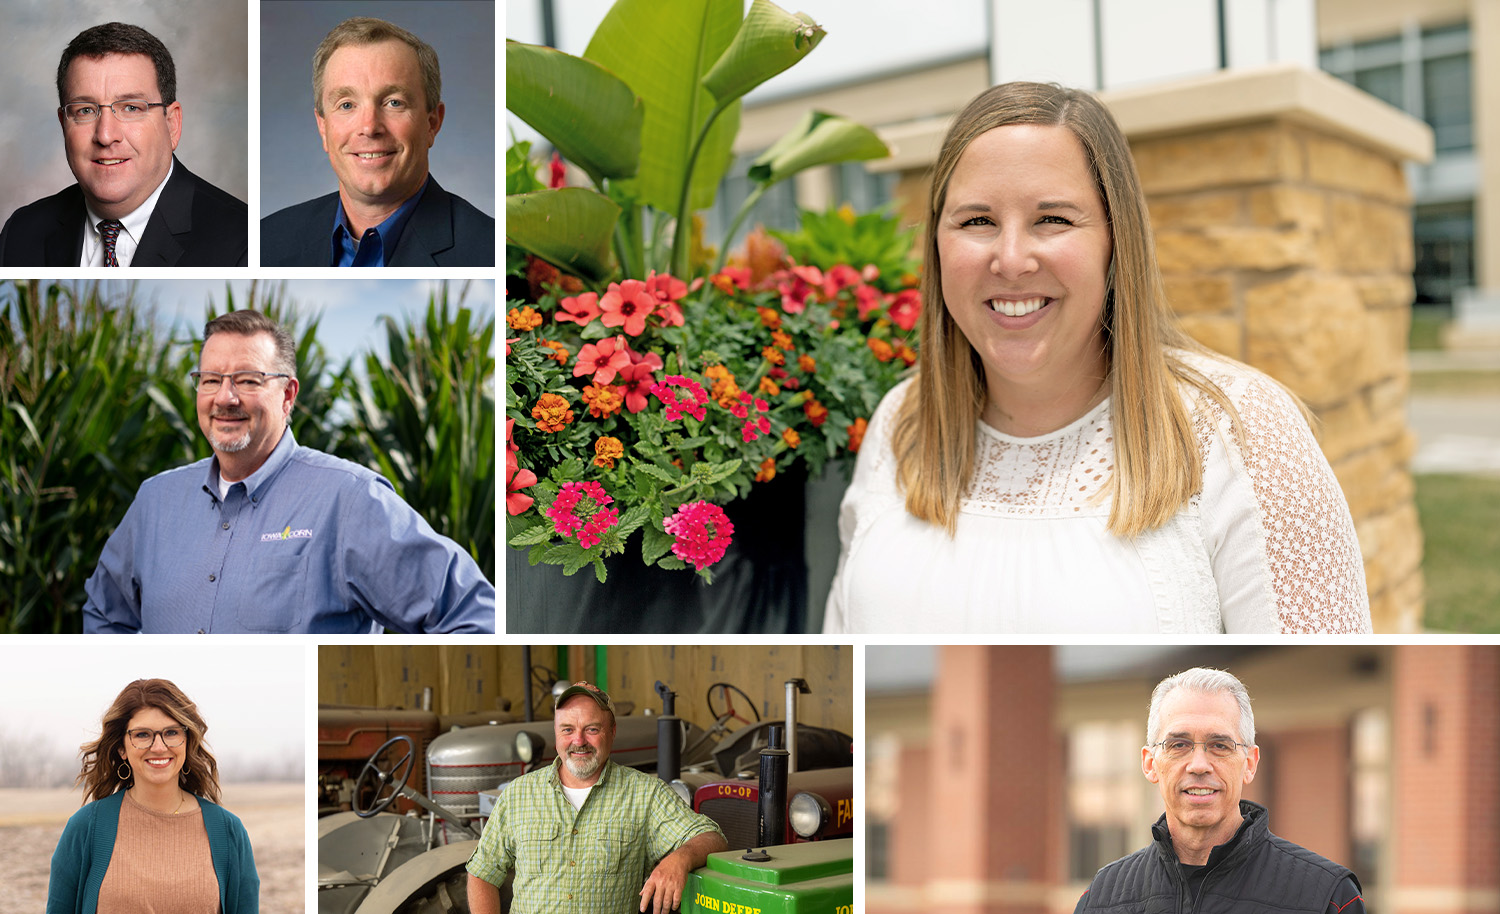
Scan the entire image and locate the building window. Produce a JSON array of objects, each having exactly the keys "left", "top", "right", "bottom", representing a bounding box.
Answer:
[
  {"left": 1067, "top": 720, "right": 1148, "bottom": 881},
  {"left": 1414, "top": 202, "right": 1475, "bottom": 305},
  {"left": 1319, "top": 22, "right": 1472, "bottom": 154},
  {"left": 1350, "top": 708, "right": 1389, "bottom": 896}
]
